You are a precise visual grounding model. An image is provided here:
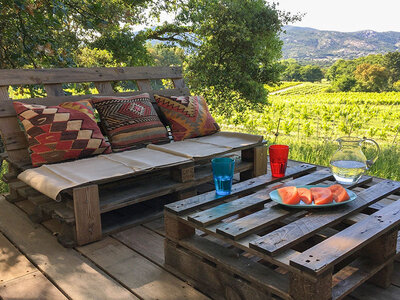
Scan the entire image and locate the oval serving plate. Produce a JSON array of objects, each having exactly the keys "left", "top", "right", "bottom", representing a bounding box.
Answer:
[{"left": 269, "top": 185, "right": 357, "bottom": 208}]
